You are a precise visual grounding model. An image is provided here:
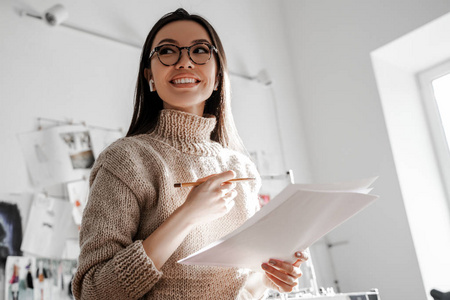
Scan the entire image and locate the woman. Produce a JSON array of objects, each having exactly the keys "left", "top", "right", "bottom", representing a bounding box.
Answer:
[{"left": 72, "top": 8, "right": 307, "bottom": 299}]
